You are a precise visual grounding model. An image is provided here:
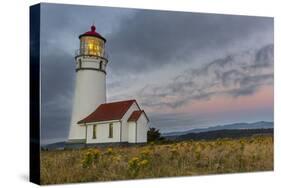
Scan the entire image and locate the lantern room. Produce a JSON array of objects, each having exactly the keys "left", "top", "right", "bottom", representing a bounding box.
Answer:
[{"left": 78, "top": 25, "right": 106, "bottom": 58}]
